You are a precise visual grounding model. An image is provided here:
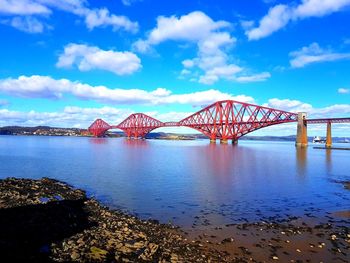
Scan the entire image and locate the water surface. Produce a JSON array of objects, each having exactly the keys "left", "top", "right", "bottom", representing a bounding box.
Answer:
[{"left": 0, "top": 136, "right": 349, "bottom": 231}]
